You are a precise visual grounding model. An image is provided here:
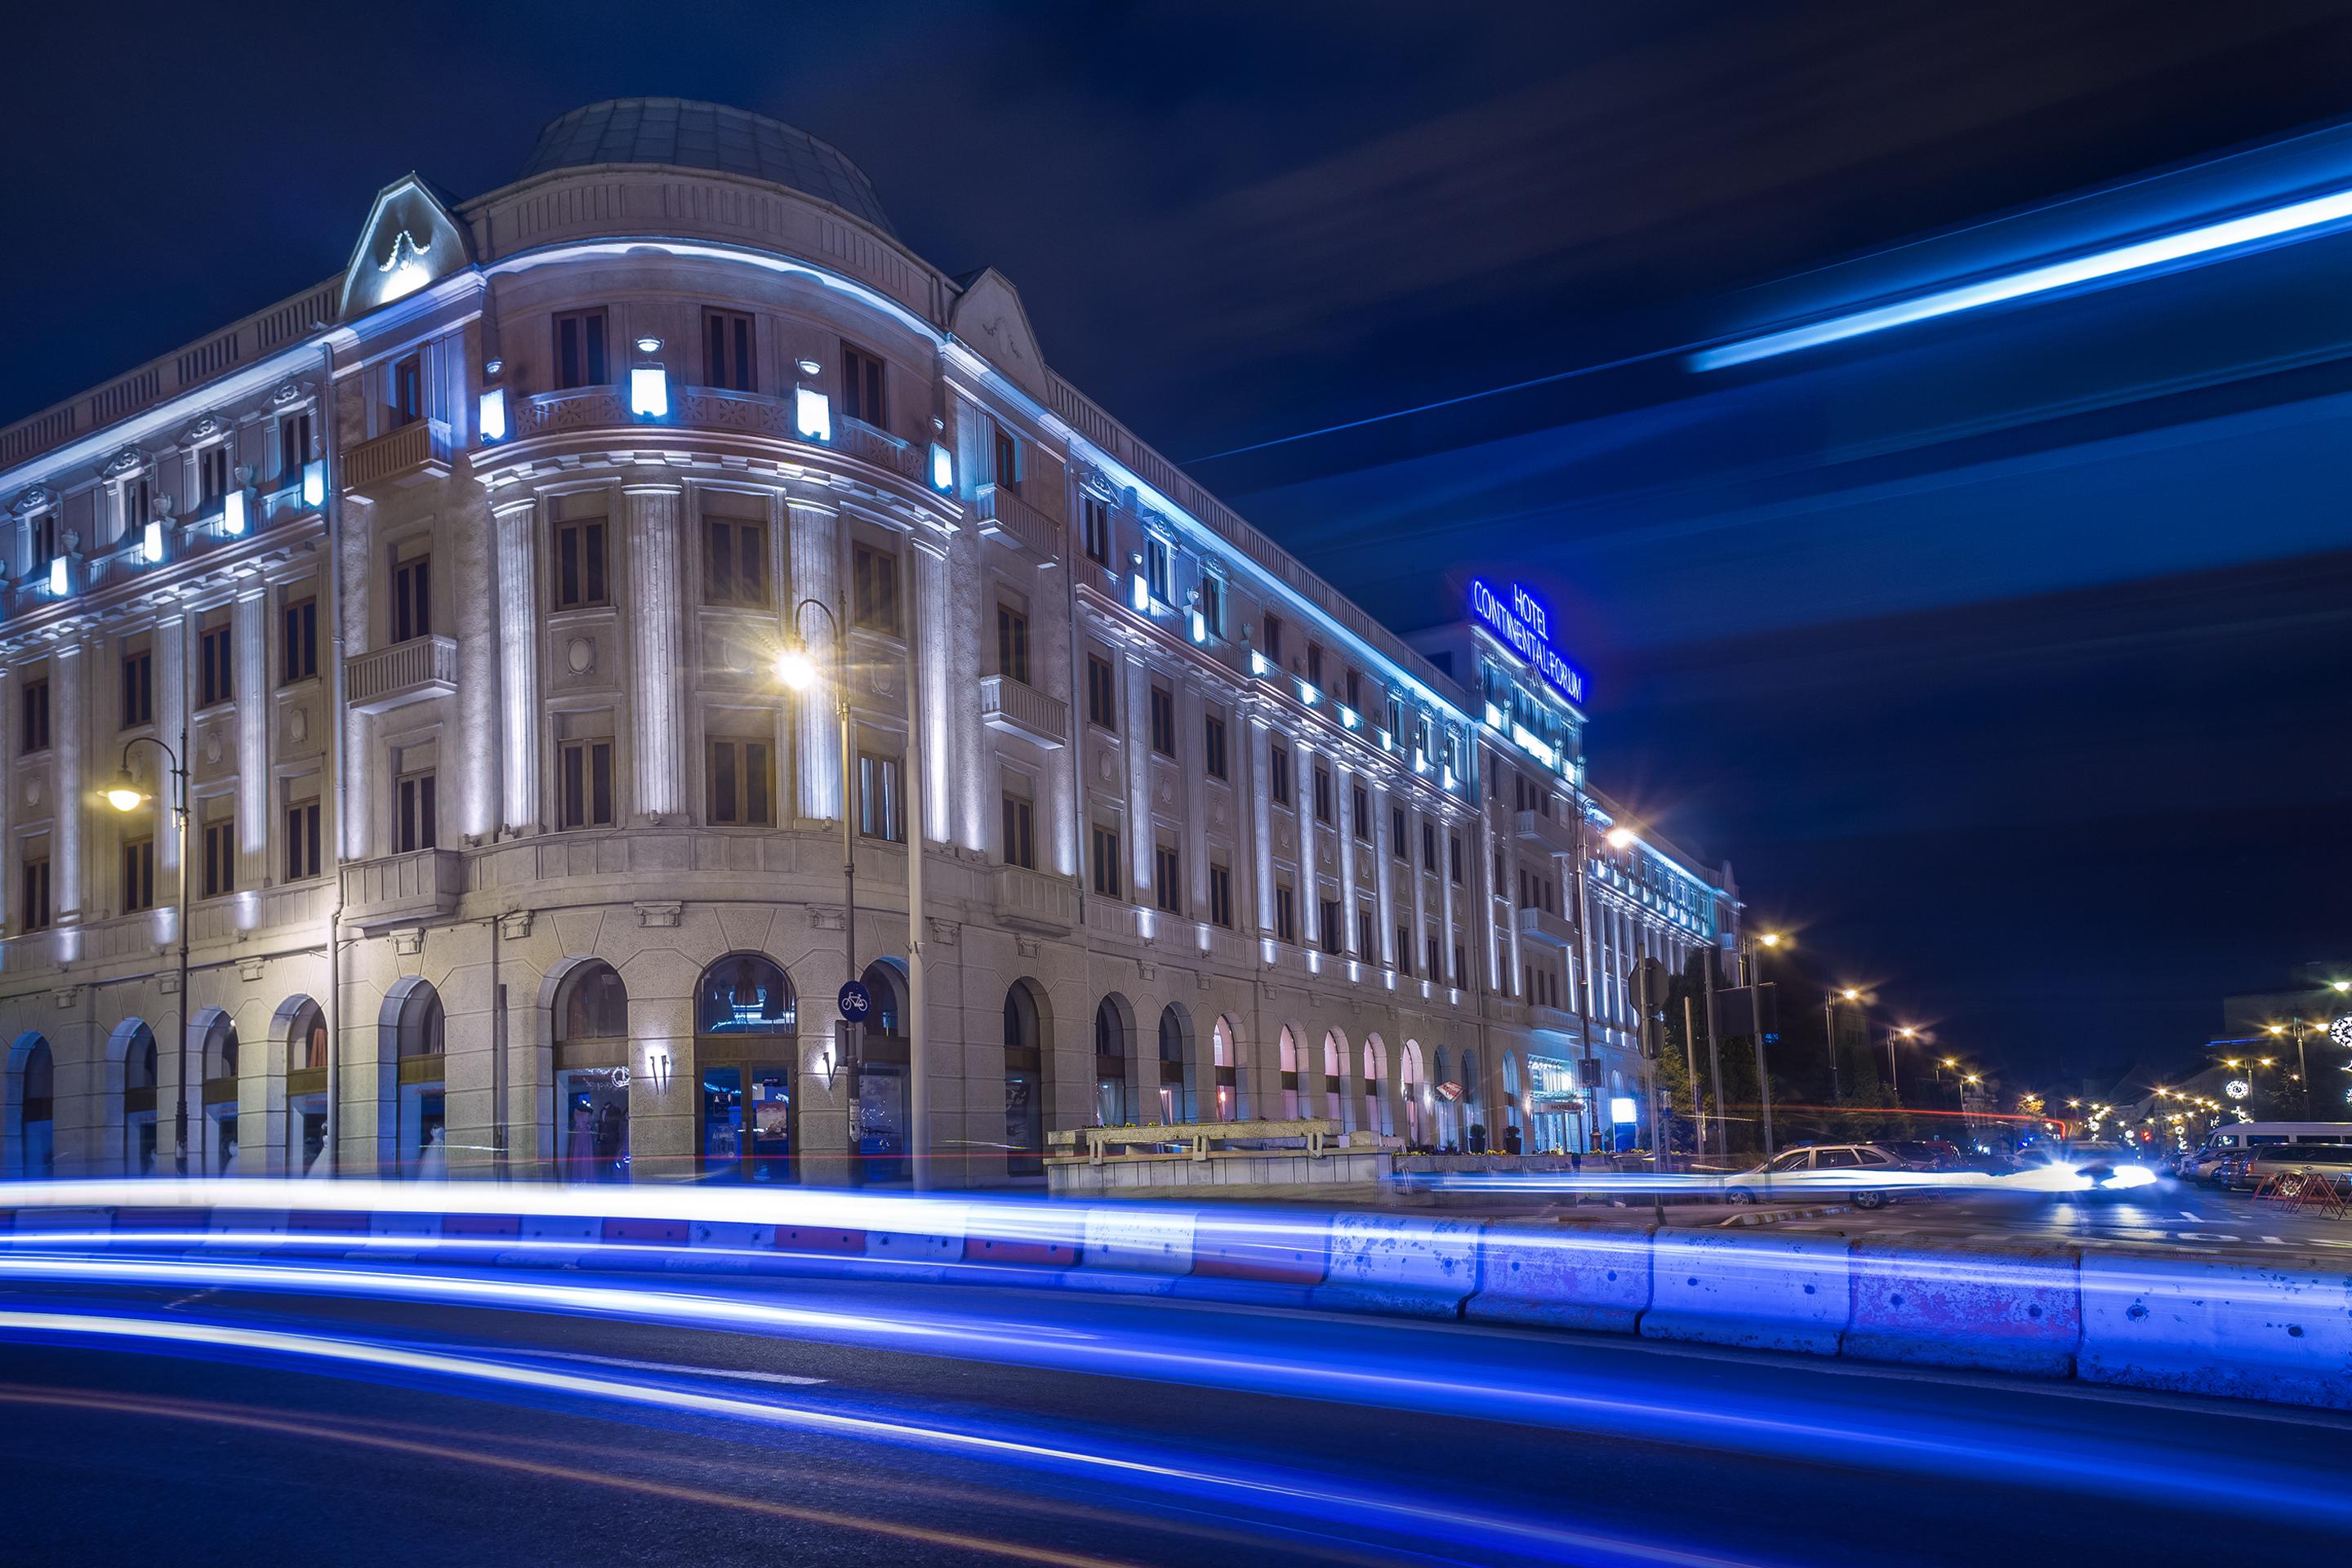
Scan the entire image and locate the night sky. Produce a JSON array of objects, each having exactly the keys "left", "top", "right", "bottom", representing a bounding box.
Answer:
[{"left": 8, "top": 2, "right": 2351, "bottom": 1089}]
